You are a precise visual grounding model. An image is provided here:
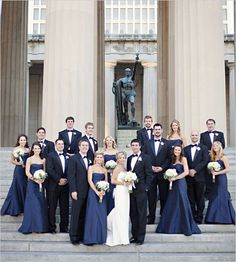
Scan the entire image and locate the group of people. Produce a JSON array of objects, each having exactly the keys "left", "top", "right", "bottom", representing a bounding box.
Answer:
[{"left": 1, "top": 115, "right": 235, "bottom": 246}]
